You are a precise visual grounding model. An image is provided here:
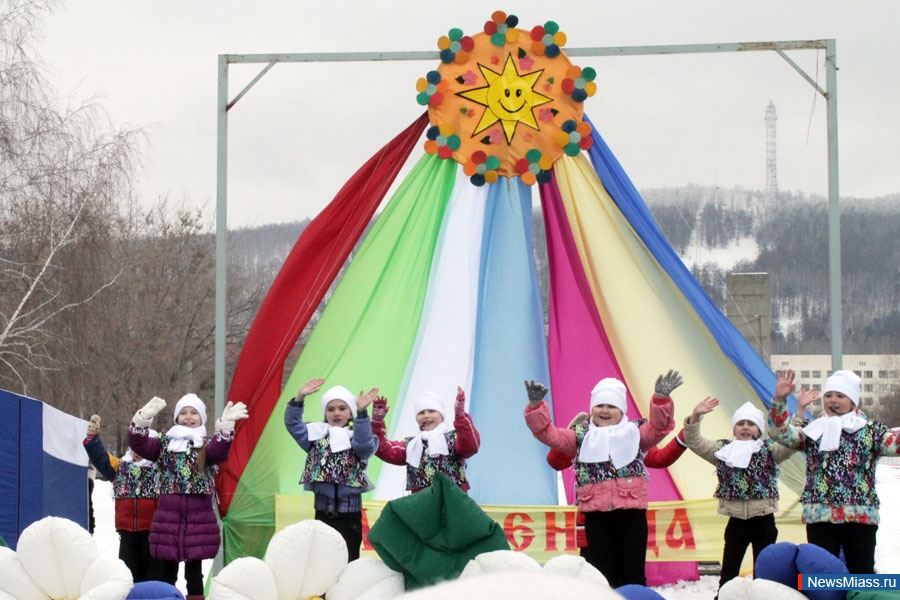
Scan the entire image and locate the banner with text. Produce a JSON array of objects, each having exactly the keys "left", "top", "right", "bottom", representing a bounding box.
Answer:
[{"left": 275, "top": 494, "right": 806, "bottom": 563}]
